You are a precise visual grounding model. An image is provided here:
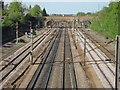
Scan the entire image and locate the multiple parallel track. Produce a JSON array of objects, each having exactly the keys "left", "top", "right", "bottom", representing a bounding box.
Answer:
[
  {"left": 63, "top": 28, "right": 77, "bottom": 88},
  {"left": 1, "top": 24, "right": 115, "bottom": 89},
  {"left": 82, "top": 29, "right": 115, "bottom": 61},
  {"left": 76, "top": 28, "right": 115, "bottom": 88},
  {"left": 0, "top": 28, "right": 56, "bottom": 86},
  {"left": 27, "top": 27, "right": 77, "bottom": 89}
]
